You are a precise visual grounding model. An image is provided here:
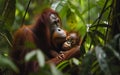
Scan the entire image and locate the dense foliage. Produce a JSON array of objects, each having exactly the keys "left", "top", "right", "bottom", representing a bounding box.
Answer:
[{"left": 0, "top": 0, "right": 119, "bottom": 75}]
